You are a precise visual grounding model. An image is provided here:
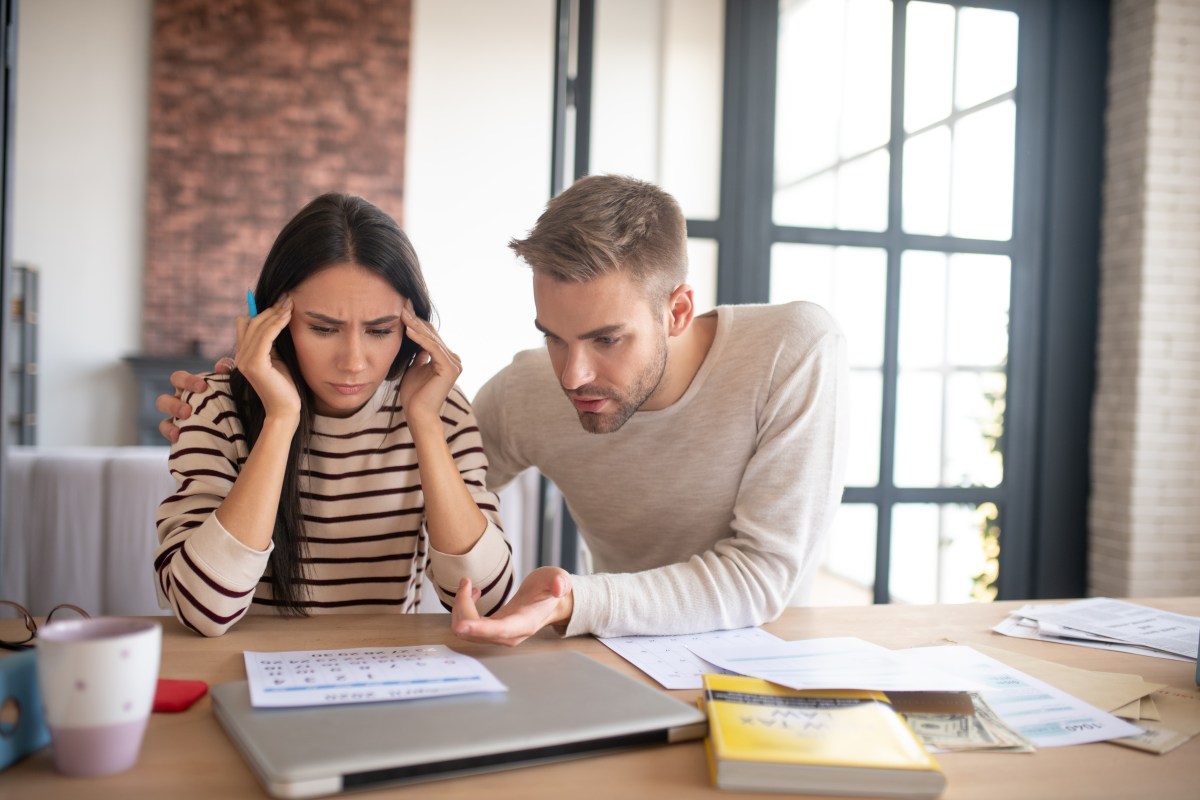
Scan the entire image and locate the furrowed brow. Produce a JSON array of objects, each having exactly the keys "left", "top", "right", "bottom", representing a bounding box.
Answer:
[
  {"left": 305, "top": 312, "right": 400, "bottom": 326},
  {"left": 534, "top": 319, "right": 625, "bottom": 340}
]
